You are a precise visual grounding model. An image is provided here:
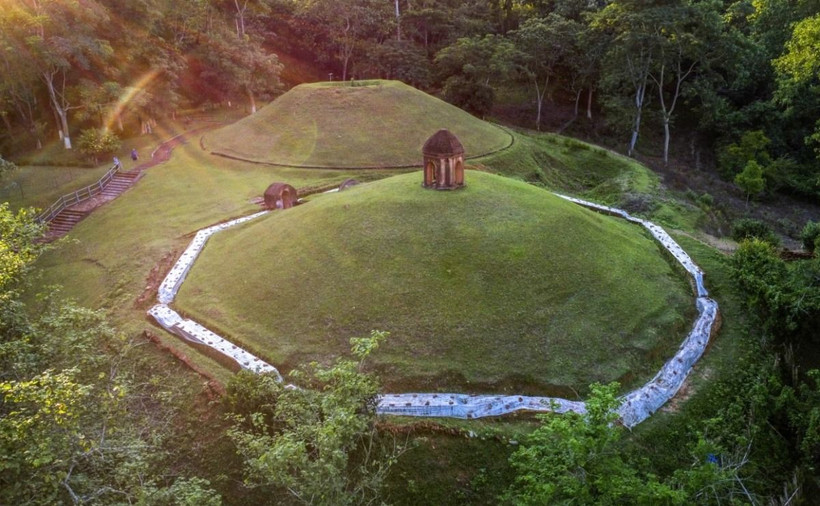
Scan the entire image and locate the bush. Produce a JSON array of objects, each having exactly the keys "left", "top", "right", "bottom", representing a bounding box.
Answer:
[
  {"left": 801, "top": 221, "right": 820, "bottom": 253},
  {"left": 731, "top": 218, "right": 780, "bottom": 246},
  {"left": 696, "top": 192, "right": 714, "bottom": 209},
  {"left": 0, "top": 155, "right": 17, "bottom": 177},
  {"left": 442, "top": 76, "right": 494, "bottom": 118},
  {"left": 77, "top": 128, "right": 121, "bottom": 165}
]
